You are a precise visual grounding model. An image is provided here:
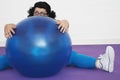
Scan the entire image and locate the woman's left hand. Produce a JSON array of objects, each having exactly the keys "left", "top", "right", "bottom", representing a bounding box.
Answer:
[{"left": 56, "top": 20, "right": 69, "bottom": 33}]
